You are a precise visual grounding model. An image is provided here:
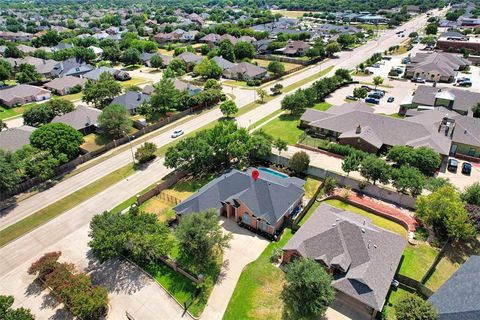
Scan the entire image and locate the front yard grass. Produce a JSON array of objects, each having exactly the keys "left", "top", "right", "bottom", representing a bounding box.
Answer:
[
  {"left": 252, "top": 59, "right": 301, "bottom": 72},
  {"left": 0, "top": 106, "right": 23, "bottom": 120},
  {"left": 121, "top": 77, "right": 150, "bottom": 88},
  {"left": 260, "top": 114, "right": 302, "bottom": 145},
  {"left": 59, "top": 92, "right": 83, "bottom": 102}
]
